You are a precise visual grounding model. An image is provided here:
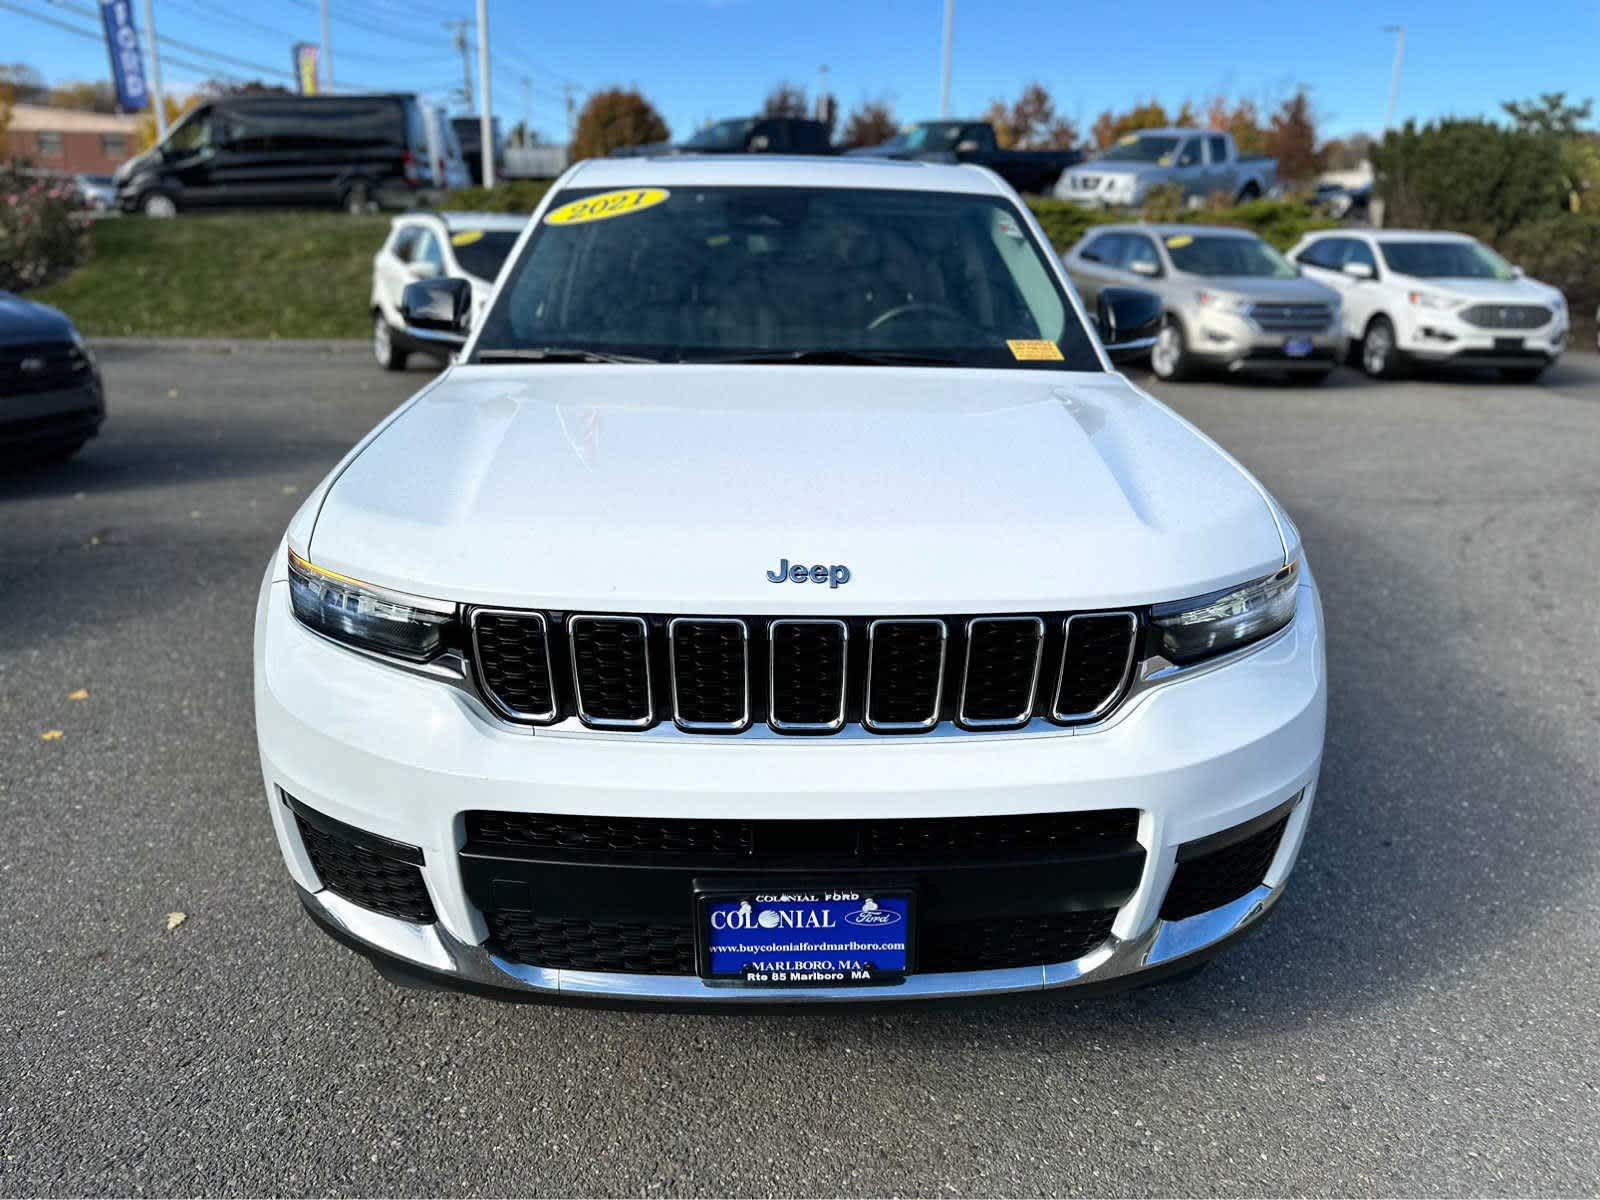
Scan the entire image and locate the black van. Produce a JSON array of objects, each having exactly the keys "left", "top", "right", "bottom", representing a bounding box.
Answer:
[{"left": 115, "top": 93, "right": 431, "bottom": 216}]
